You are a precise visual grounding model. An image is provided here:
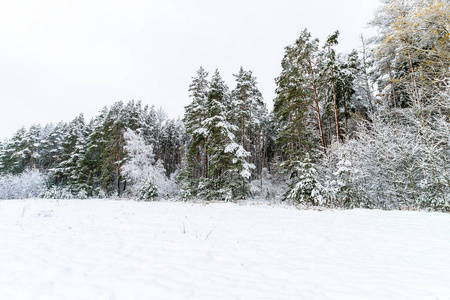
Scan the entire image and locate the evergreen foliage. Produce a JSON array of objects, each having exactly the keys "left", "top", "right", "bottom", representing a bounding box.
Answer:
[
  {"left": 182, "top": 67, "right": 210, "bottom": 194},
  {"left": 138, "top": 178, "right": 158, "bottom": 201},
  {"left": 285, "top": 154, "right": 323, "bottom": 205}
]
